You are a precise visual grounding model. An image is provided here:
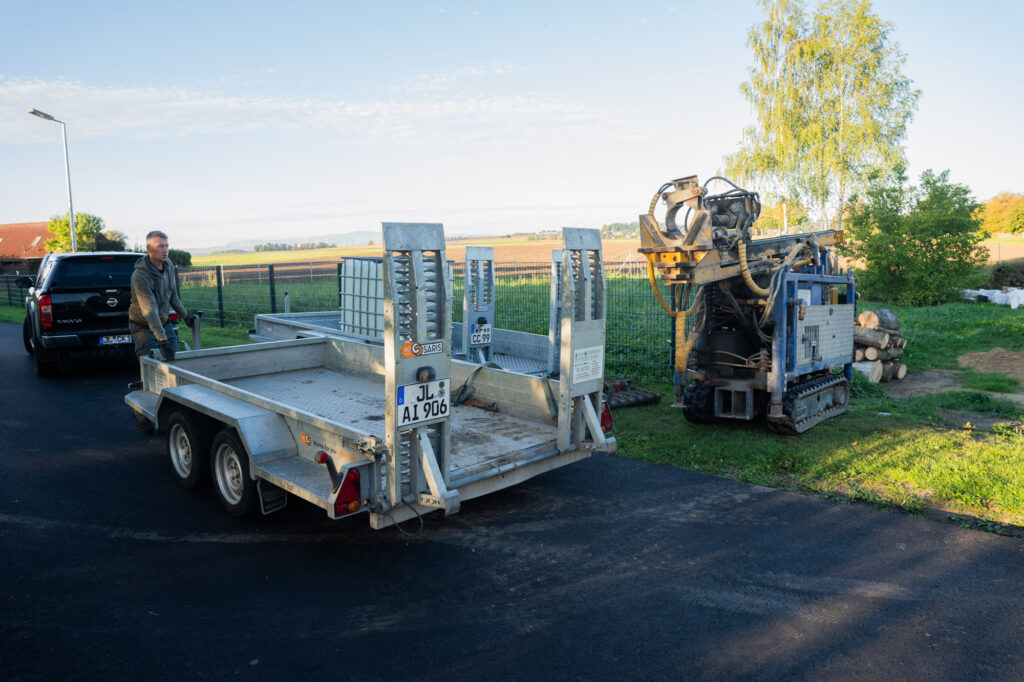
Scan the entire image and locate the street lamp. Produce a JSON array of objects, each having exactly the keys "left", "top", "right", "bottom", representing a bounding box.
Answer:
[{"left": 28, "top": 108, "right": 77, "bottom": 252}]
